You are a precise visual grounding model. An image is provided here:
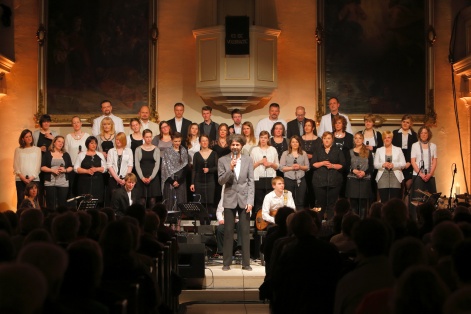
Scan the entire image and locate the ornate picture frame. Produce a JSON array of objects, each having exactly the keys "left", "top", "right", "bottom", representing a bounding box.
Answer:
[
  {"left": 316, "top": 0, "right": 436, "bottom": 126},
  {"left": 37, "top": 0, "right": 158, "bottom": 125}
]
